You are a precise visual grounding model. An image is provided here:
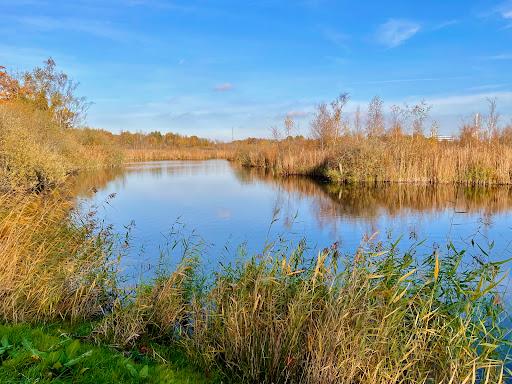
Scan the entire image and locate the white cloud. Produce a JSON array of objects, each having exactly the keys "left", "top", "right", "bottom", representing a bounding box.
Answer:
[
  {"left": 345, "top": 76, "right": 468, "bottom": 86},
  {"left": 497, "top": 1, "right": 512, "bottom": 18},
  {"left": 433, "top": 20, "right": 459, "bottom": 30},
  {"left": 484, "top": 54, "right": 512, "bottom": 60},
  {"left": 213, "top": 83, "right": 233, "bottom": 91},
  {"left": 287, "top": 110, "right": 309, "bottom": 117},
  {"left": 377, "top": 19, "right": 421, "bottom": 48}
]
